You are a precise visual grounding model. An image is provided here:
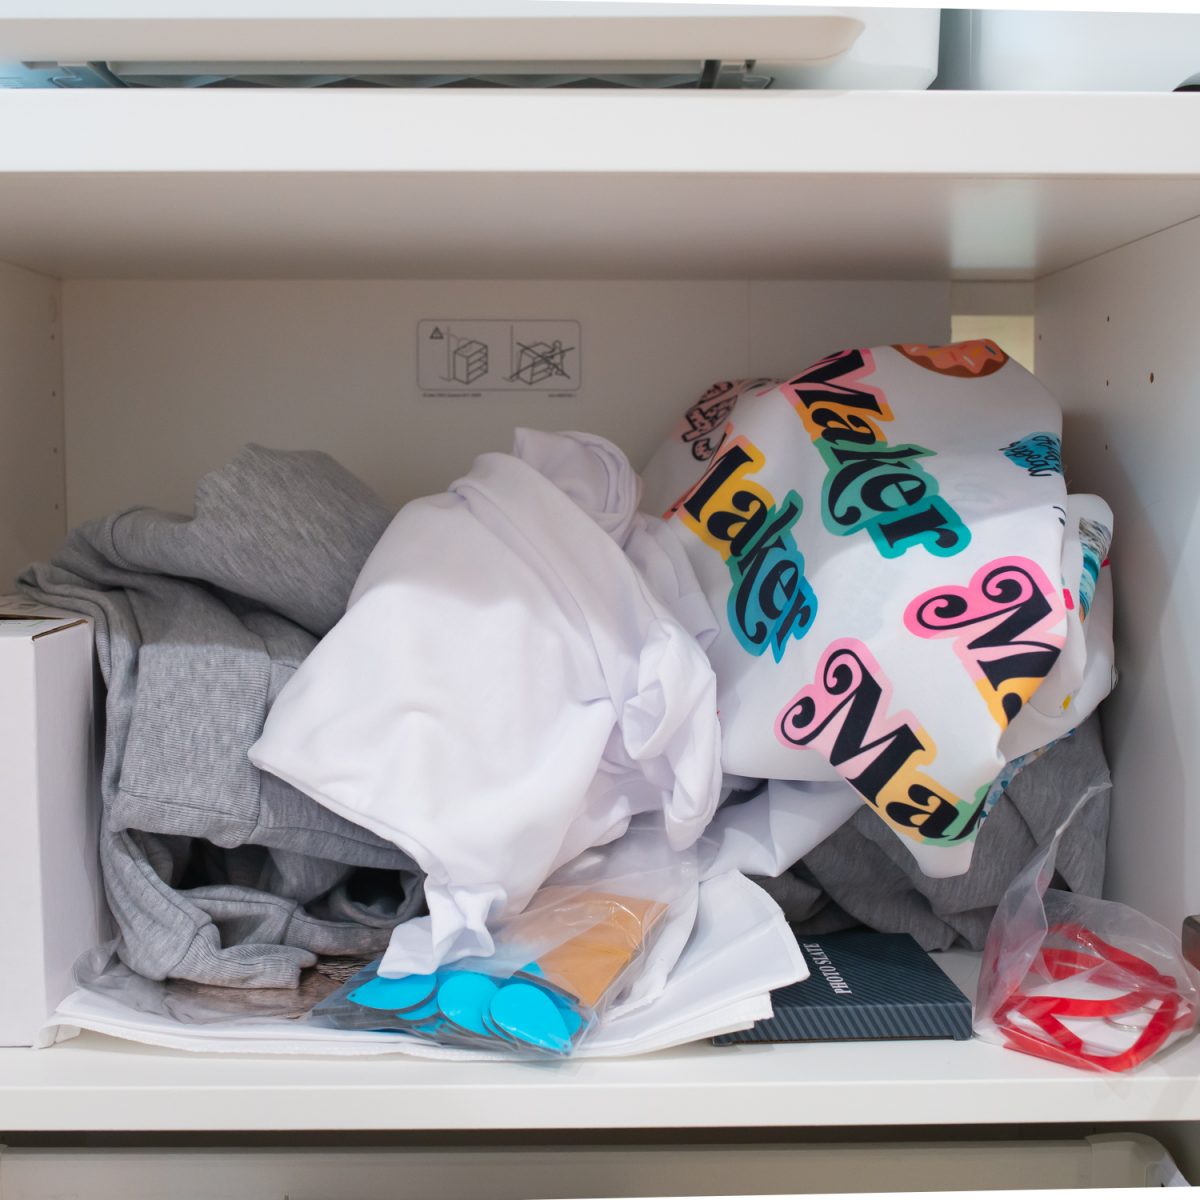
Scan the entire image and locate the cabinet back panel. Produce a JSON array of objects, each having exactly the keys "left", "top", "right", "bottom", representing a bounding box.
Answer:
[
  {"left": 60, "top": 267, "right": 1200, "bottom": 929},
  {"left": 61, "top": 279, "right": 950, "bottom": 524}
]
